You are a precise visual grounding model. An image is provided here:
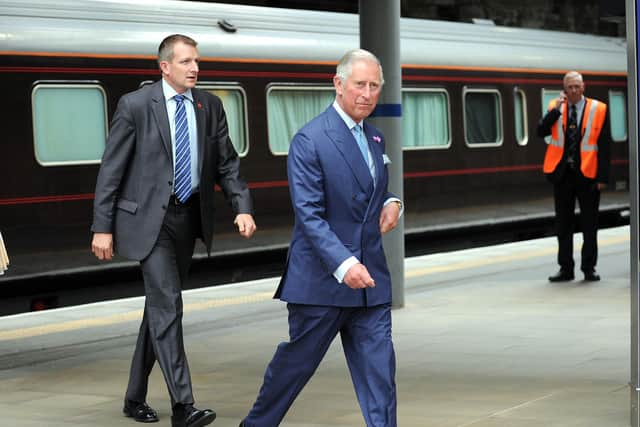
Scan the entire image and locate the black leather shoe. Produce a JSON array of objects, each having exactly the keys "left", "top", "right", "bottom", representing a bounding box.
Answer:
[
  {"left": 123, "top": 400, "right": 159, "bottom": 423},
  {"left": 548, "top": 270, "right": 574, "bottom": 282},
  {"left": 171, "top": 405, "right": 216, "bottom": 427},
  {"left": 584, "top": 270, "right": 601, "bottom": 281}
]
